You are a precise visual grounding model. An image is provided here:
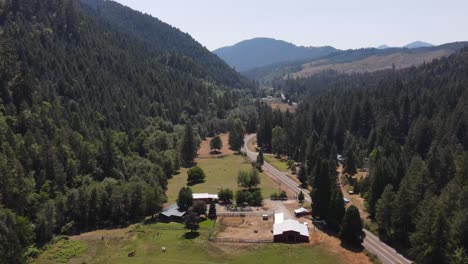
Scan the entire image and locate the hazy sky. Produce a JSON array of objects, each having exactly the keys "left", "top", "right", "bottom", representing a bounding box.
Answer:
[{"left": 115, "top": 0, "right": 468, "bottom": 51}]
